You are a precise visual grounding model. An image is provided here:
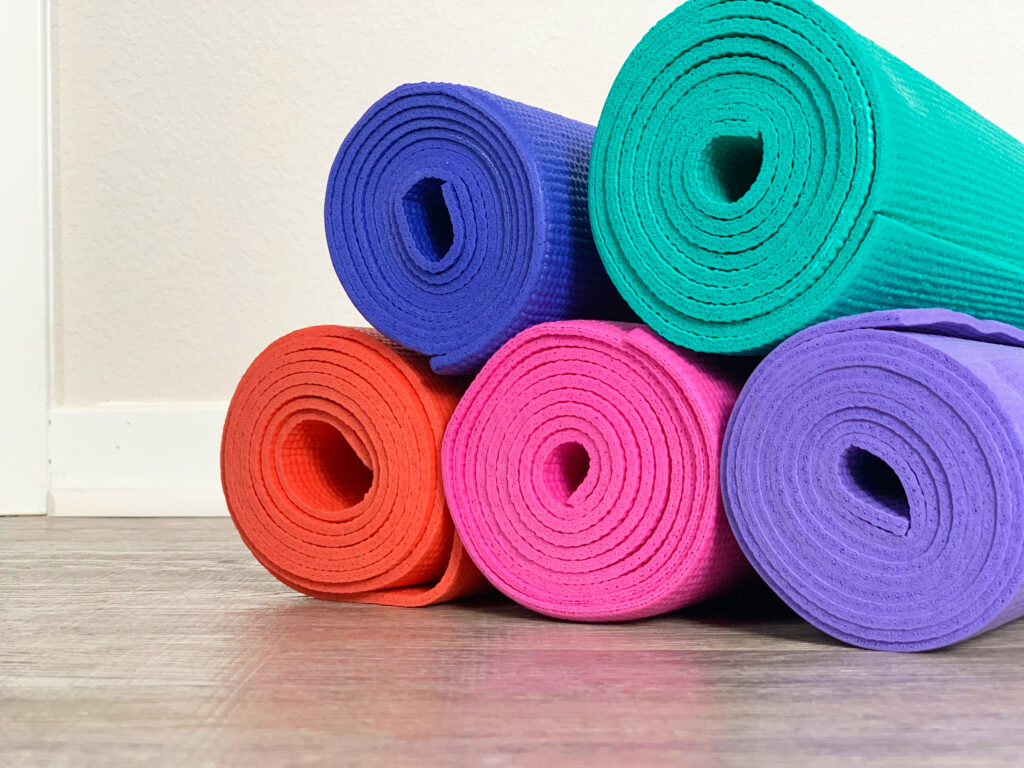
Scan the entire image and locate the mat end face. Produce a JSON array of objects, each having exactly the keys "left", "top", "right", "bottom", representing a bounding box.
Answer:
[
  {"left": 589, "top": 0, "right": 879, "bottom": 354},
  {"left": 723, "top": 310, "right": 1024, "bottom": 651},
  {"left": 443, "top": 319, "right": 753, "bottom": 621},
  {"left": 221, "top": 325, "right": 485, "bottom": 606},
  {"left": 325, "top": 82, "right": 624, "bottom": 374}
]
